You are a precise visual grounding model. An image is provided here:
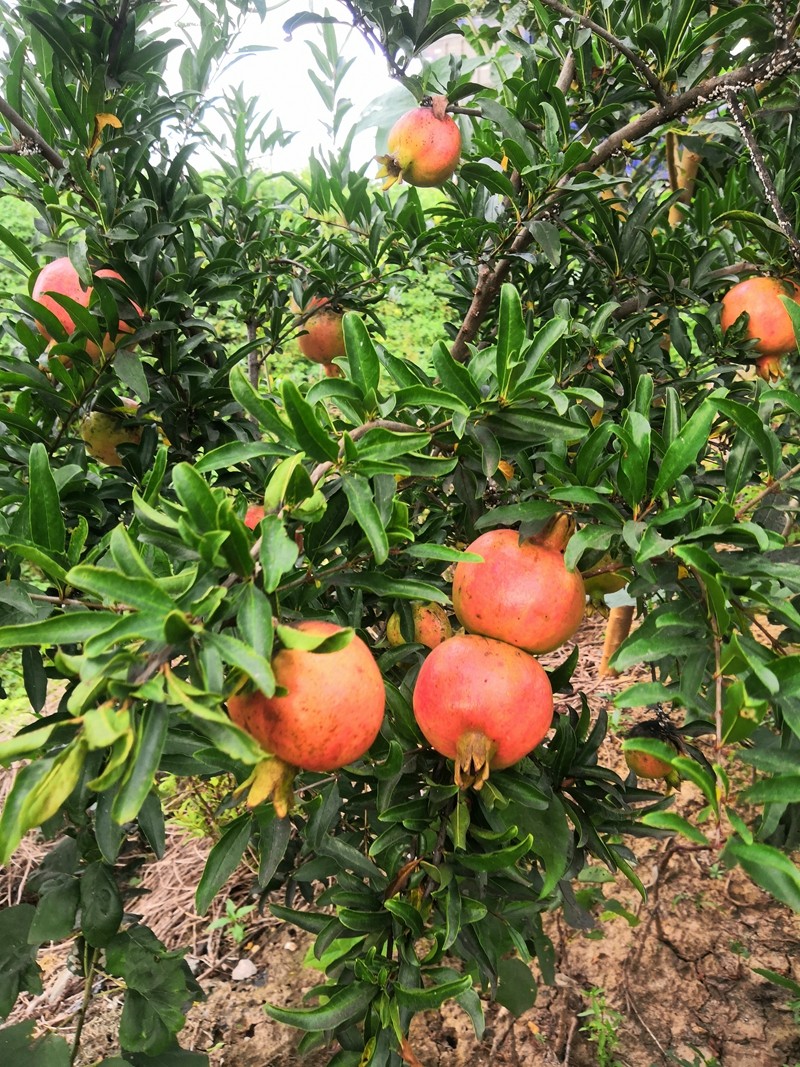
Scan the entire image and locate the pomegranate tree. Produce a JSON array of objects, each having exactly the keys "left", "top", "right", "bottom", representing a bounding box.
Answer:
[
  {"left": 412, "top": 633, "right": 554, "bottom": 789},
  {"left": 452, "top": 516, "right": 586, "bottom": 654}
]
